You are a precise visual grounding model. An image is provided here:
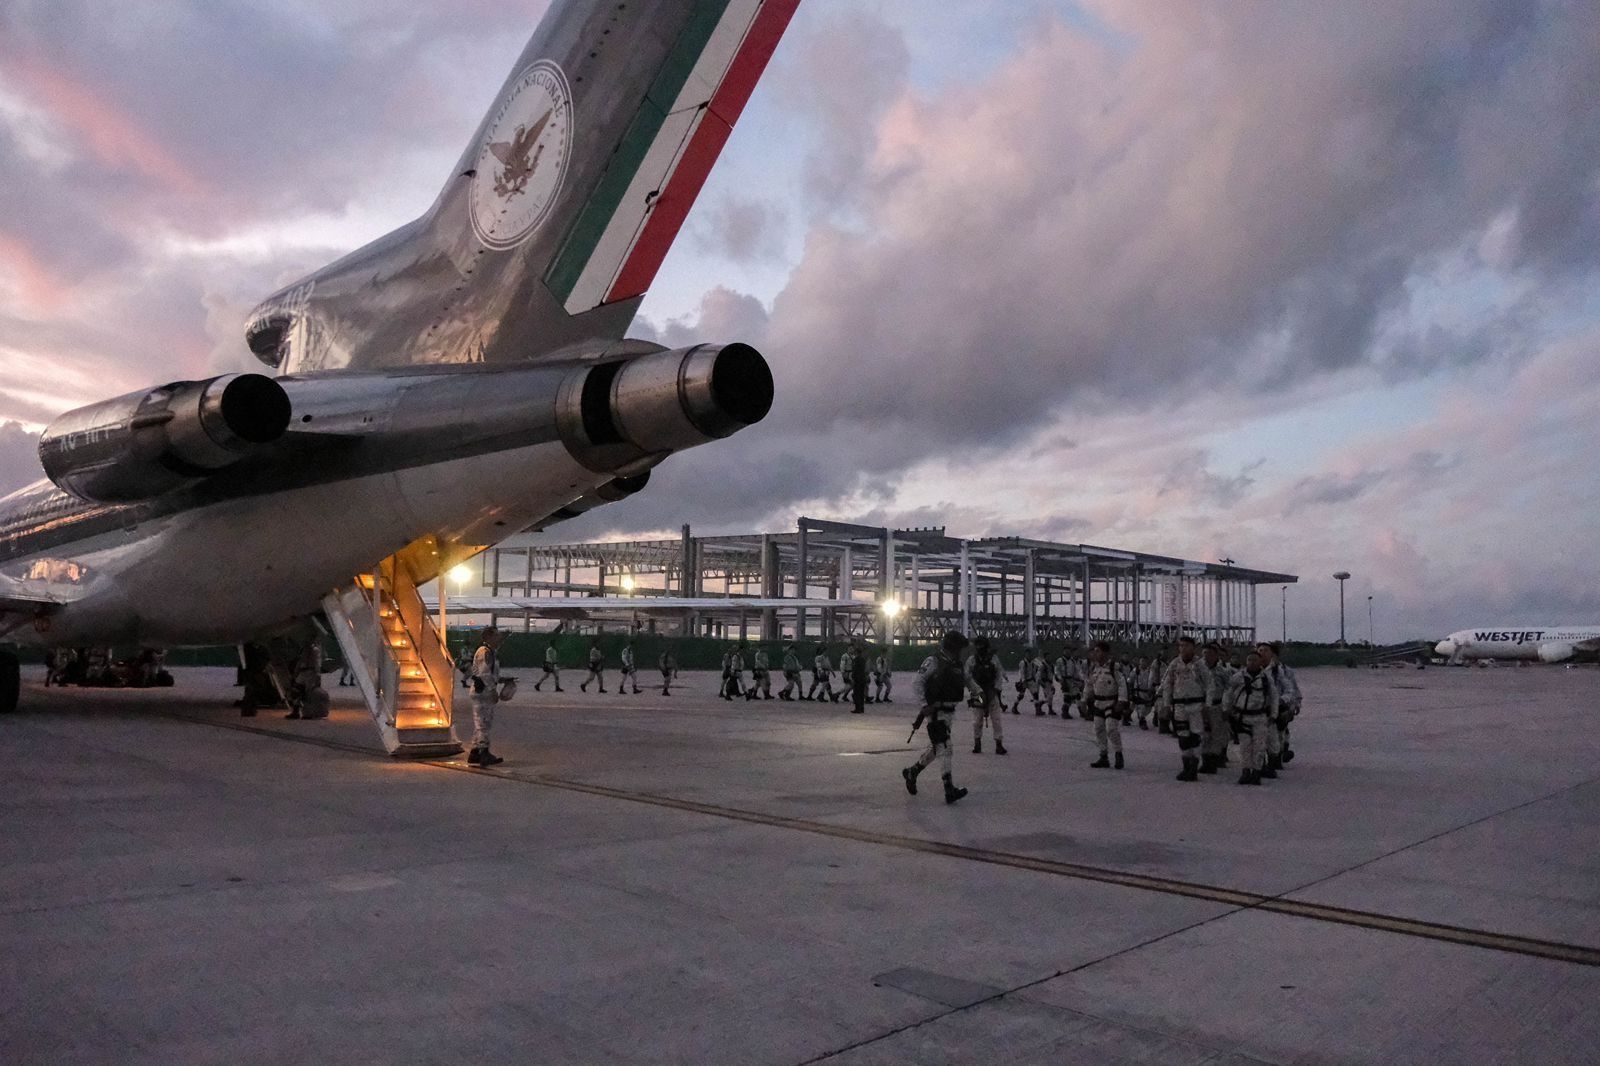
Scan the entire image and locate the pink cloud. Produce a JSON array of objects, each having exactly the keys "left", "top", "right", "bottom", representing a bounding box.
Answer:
[
  {"left": 4, "top": 57, "right": 208, "bottom": 199},
  {"left": 0, "top": 230, "right": 73, "bottom": 311}
]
